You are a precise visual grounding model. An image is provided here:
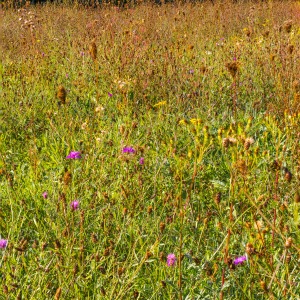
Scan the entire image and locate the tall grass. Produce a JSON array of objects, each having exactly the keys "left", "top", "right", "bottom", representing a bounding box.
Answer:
[{"left": 0, "top": 0, "right": 299, "bottom": 299}]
